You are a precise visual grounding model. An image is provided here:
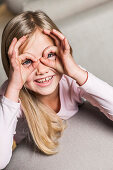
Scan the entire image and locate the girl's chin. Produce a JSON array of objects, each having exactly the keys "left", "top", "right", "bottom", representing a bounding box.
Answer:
[
  {"left": 34, "top": 86, "right": 58, "bottom": 96},
  {"left": 24, "top": 87, "right": 56, "bottom": 96}
]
